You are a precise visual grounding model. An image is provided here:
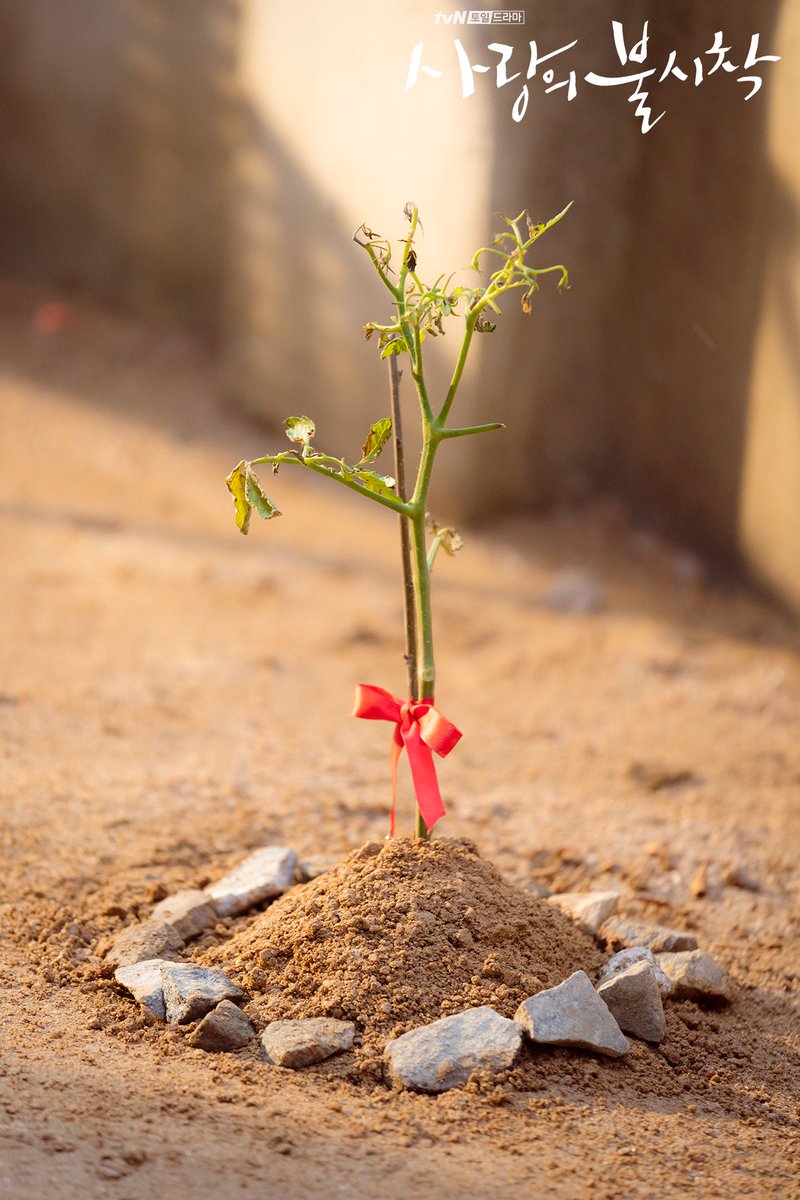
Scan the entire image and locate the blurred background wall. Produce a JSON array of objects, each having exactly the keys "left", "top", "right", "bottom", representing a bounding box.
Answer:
[{"left": 0, "top": 0, "right": 797, "bottom": 613}]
